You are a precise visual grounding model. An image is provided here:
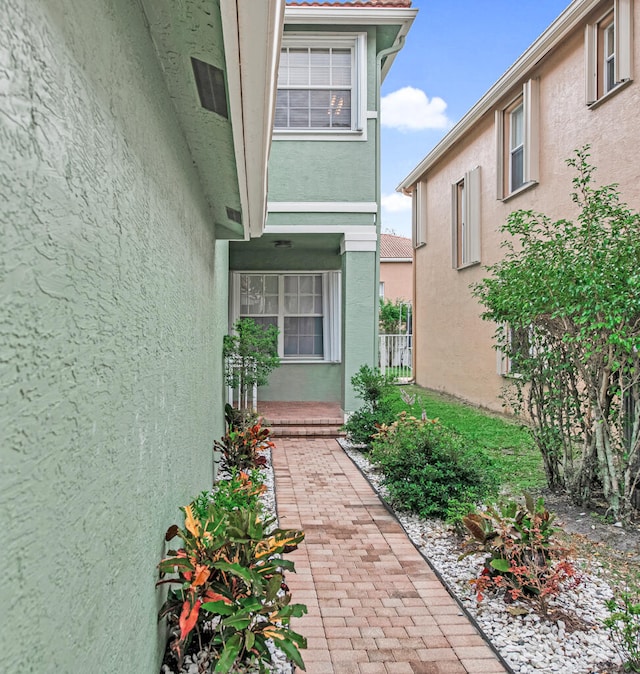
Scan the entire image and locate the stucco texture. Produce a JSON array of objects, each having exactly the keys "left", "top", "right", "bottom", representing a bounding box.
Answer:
[{"left": 1, "top": 1, "right": 227, "bottom": 671}]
